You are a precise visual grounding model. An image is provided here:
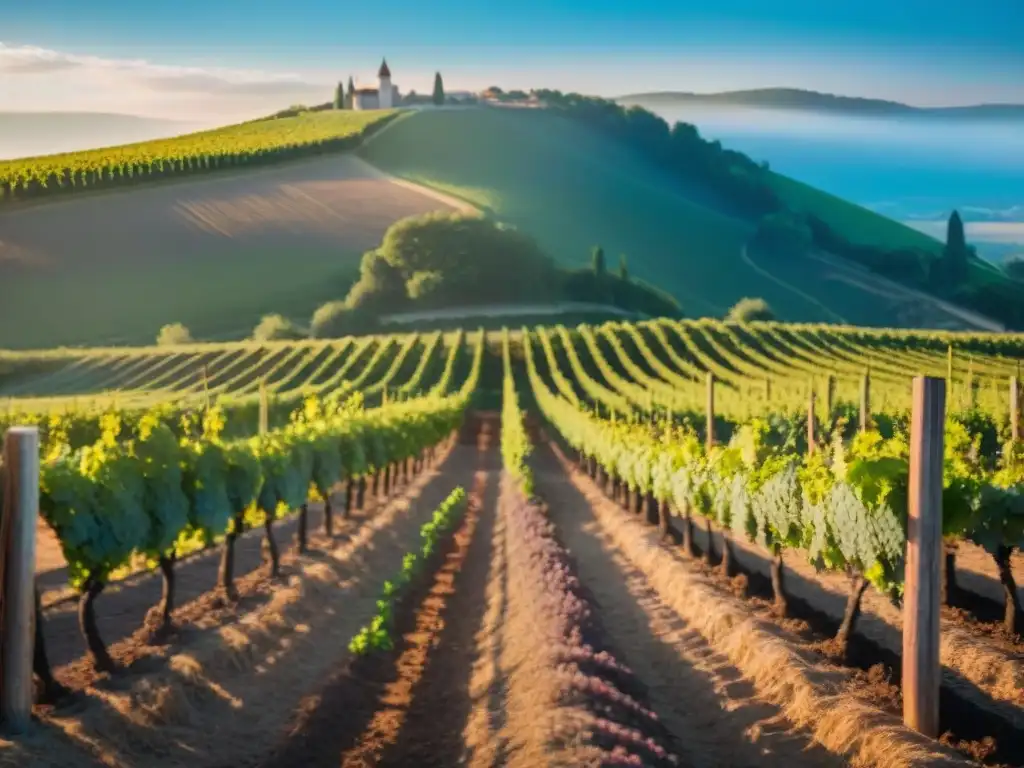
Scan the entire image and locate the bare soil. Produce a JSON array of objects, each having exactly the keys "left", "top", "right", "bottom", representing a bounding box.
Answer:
[
  {"left": 531, "top": 444, "right": 846, "bottom": 768},
  {"left": 0, "top": 153, "right": 467, "bottom": 347},
  {"left": 0, "top": 154, "right": 461, "bottom": 272},
  {"left": 257, "top": 416, "right": 501, "bottom": 768},
  {"left": 40, "top": 488, "right": 398, "bottom": 678},
  {"left": 548, "top": 438, "right": 1018, "bottom": 766}
]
